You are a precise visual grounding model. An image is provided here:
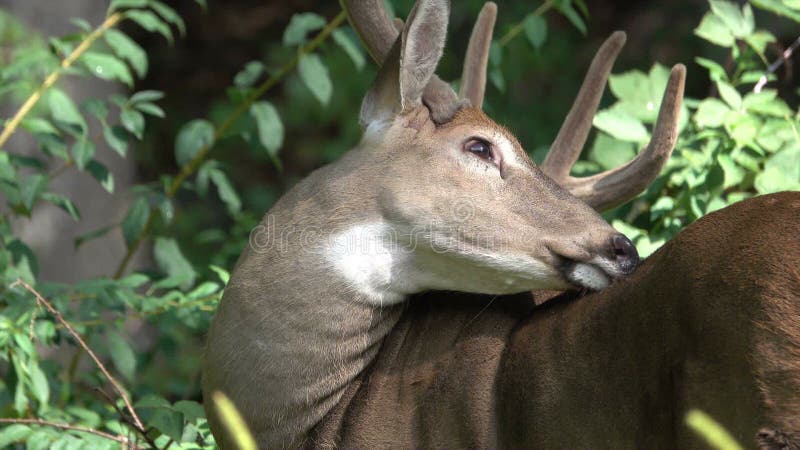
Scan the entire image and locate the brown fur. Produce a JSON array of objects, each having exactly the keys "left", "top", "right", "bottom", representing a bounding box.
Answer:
[{"left": 310, "top": 192, "right": 800, "bottom": 448}]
